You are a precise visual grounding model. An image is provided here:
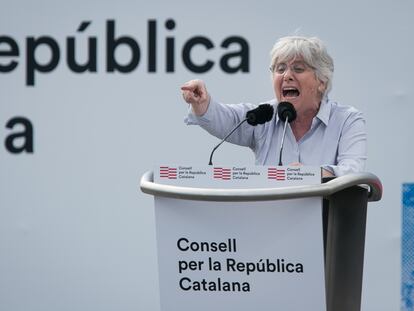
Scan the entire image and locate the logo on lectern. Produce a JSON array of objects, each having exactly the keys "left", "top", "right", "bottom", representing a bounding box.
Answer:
[
  {"left": 267, "top": 167, "right": 285, "bottom": 181},
  {"left": 213, "top": 167, "right": 231, "bottom": 180},
  {"left": 160, "top": 166, "right": 177, "bottom": 179}
]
